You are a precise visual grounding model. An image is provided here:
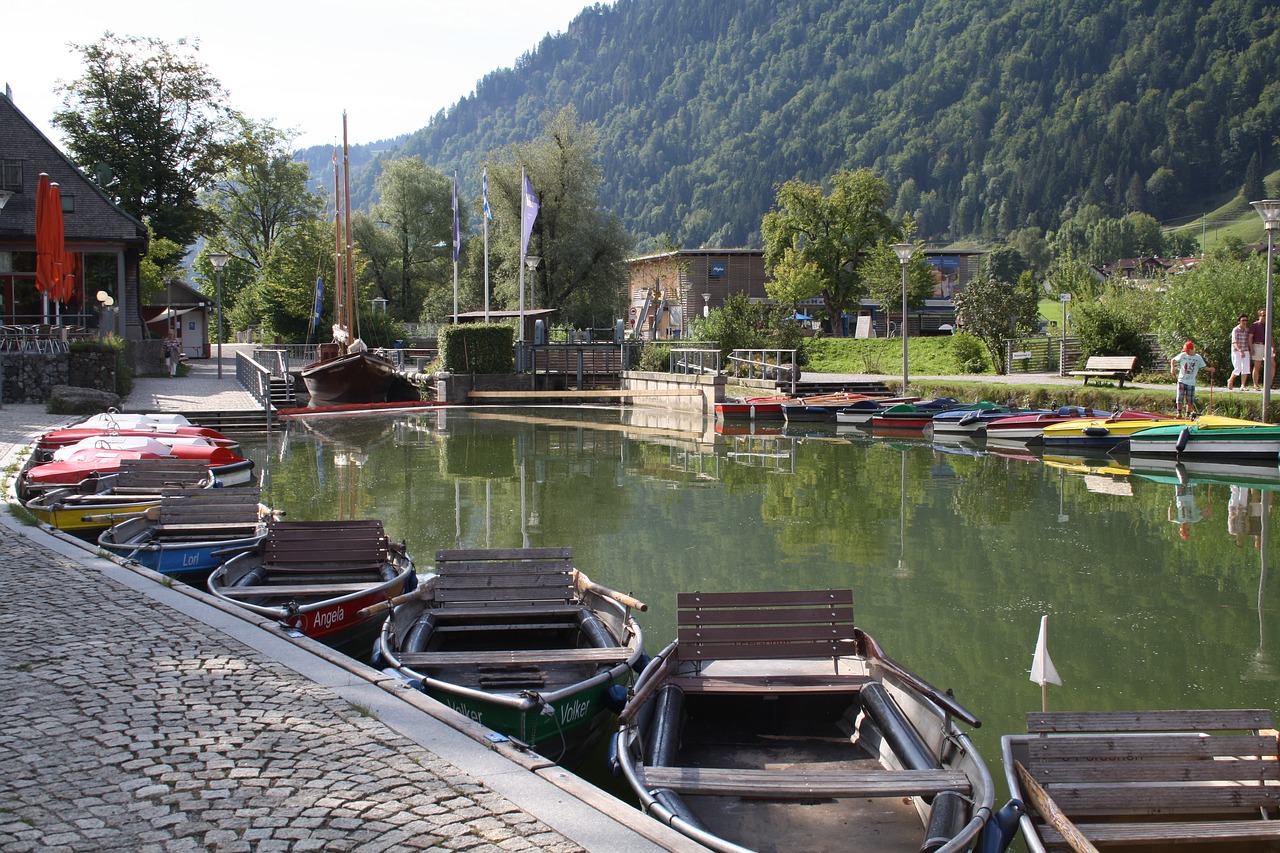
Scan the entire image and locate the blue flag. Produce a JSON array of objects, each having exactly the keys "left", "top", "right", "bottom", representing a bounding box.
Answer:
[
  {"left": 312, "top": 276, "right": 324, "bottom": 329},
  {"left": 452, "top": 172, "right": 460, "bottom": 264},
  {"left": 482, "top": 169, "right": 491, "bottom": 220},
  {"left": 521, "top": 172, "right": 539, "bottom": 258}
]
